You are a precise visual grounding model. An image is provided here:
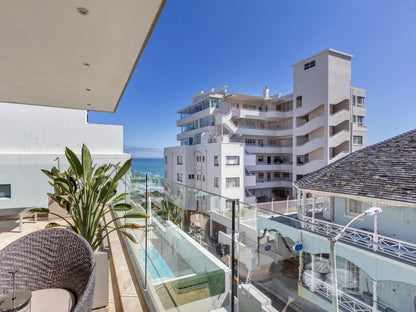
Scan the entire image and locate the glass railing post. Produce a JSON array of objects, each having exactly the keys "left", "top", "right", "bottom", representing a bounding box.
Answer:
[
  {"left": 144, "top": 173, "right": 148, "bottom": 291},
  {"left": 231, "top": 199, "right": 236, "bottom": 312}
]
